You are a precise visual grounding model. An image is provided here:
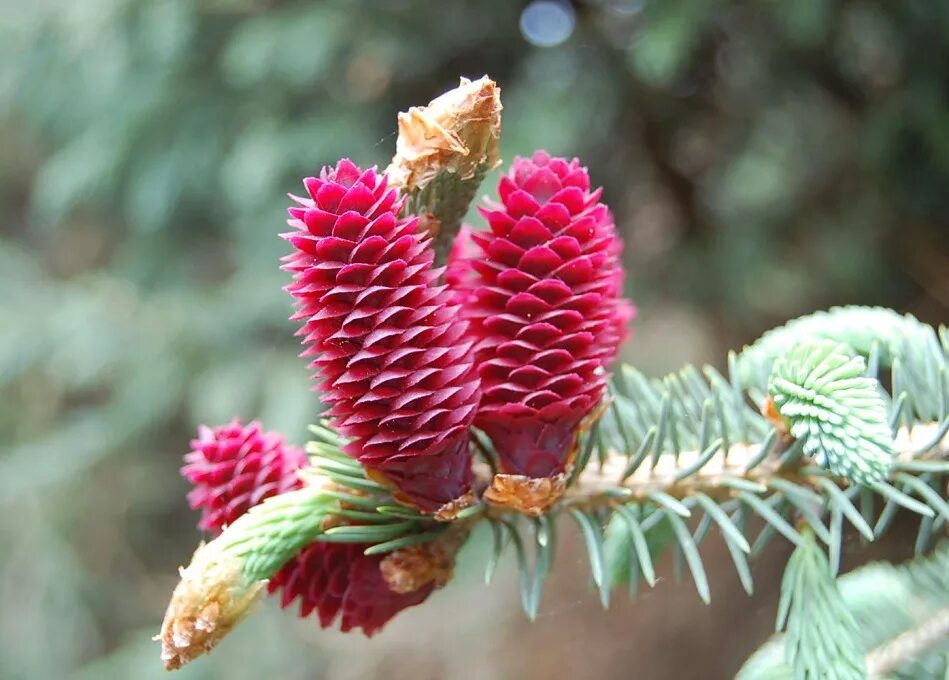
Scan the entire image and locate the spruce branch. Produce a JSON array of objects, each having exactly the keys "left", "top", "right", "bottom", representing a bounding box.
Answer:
[
  {"left": 570, "top": 421, "right": 948, "bottom": 505},
  {"left": 536, "top": 306, "right": 947, "bottom": 607},
  {"left": 573, "top": 422, "right": 946, "bottom": 600},
  {"left": 159, "top": 438, "right": 461, "bottom": 668},
  {"left": 740, "top": 542, "right": 949, "bottom": 680},
  {"left": 778, "top": 529, "right": 867, "bottom": 679},
  {"left": 164, "top": 309, "right": 947, "bottom": 628},
  {"left": 160, "top": 303, "right": 948, "bottom": 668}
]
